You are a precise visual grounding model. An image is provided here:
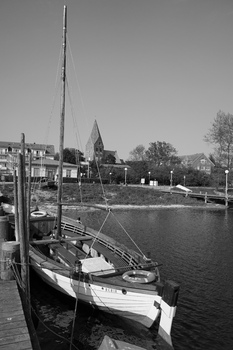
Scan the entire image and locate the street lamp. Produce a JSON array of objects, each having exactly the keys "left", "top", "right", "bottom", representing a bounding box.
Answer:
[
  {"left": 184, "top": 175, "right": 186, "bottom": 186},
  {"left": 170, "top": 170, "right": 173, "bottom": 188},
  {"left": 124, "top": 167, "right": 127, "bottom": 185},
  {"left": 148, "top": 171, "right": 151, "bottom": 185},
  {"left": 87, "top": 157, "right": 90, "bottom": 178},
  {"left": 225, "top": 169, "right": 229, "bottom": 206},
  {"left": 109, "top": 172, "right": 112, "bottom": 184}
]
